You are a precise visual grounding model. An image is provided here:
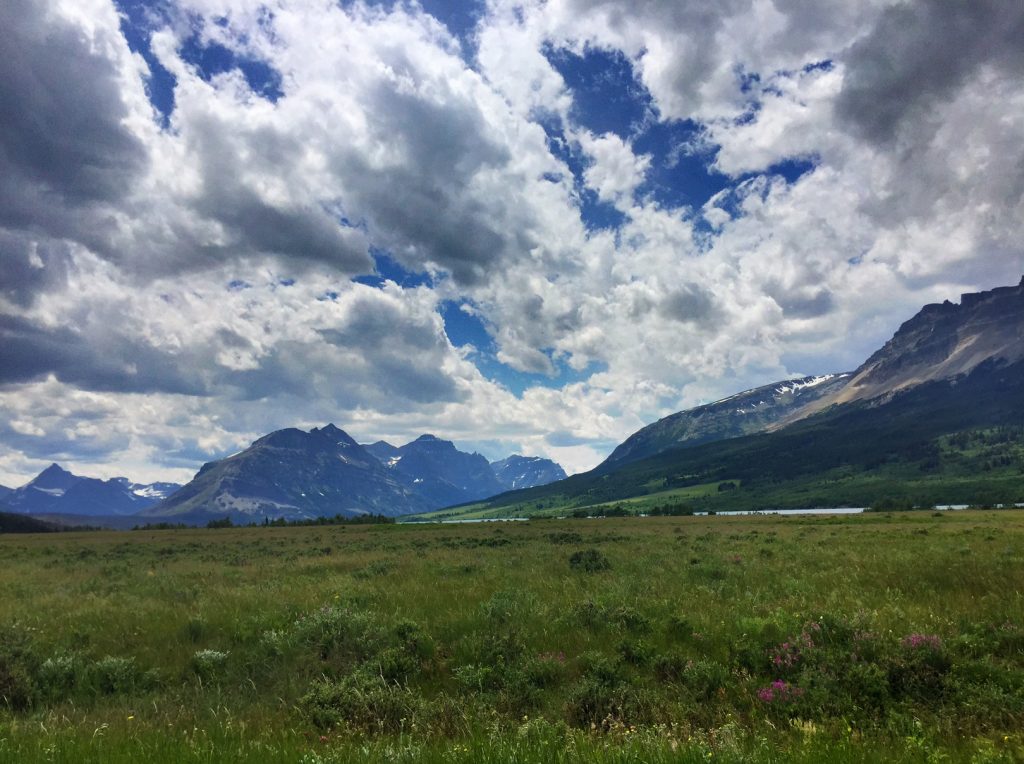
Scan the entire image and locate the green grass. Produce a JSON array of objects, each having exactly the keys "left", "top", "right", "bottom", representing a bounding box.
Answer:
[
  {"left": 1, "top": 512, "right": 1023, "bottom": 762},
  {"left": 412, "top": 480, "right": 734, "bottom": 521}
]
